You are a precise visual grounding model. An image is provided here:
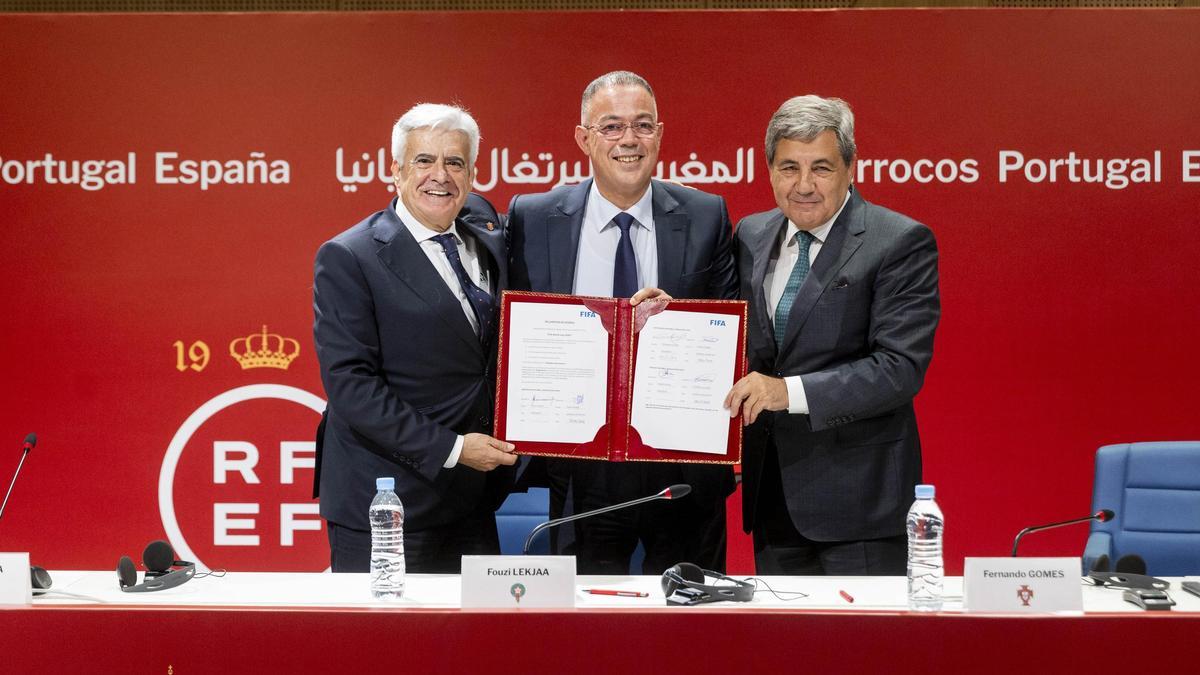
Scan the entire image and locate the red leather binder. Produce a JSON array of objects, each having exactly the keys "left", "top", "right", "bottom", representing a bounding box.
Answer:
[{"left": 495, "top": 291, "right": 746, "bottom": 465}]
